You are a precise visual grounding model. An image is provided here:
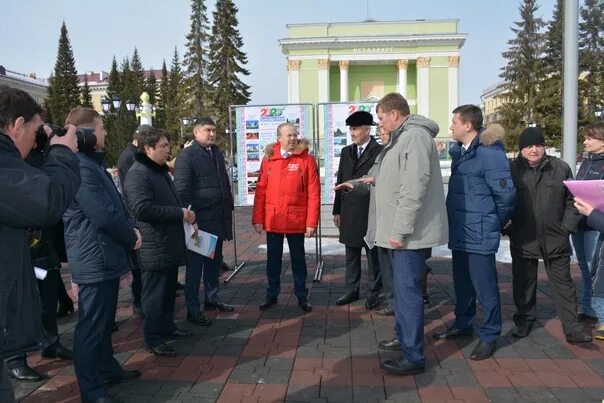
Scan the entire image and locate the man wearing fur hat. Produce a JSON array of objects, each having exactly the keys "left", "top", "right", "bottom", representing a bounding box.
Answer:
[
  {"left": 333, "top": 111, "right": 383, "bottom": 307},
  {"left": 506, "top": 127, "right": 591, "bottom": 343},
  {"left": 252, "top": 122, "right": 320, "bottom": 312},
  {"left": 433, "top": 105, "right": 516, "bottom": 361}
]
